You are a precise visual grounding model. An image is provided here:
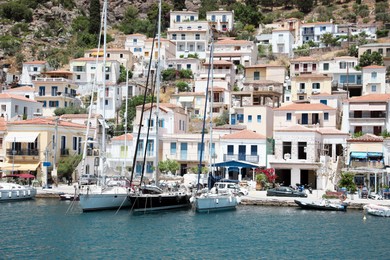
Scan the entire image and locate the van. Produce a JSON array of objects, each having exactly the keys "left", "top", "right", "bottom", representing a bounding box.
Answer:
[{"left": 214, "top": 181, "right": 249, "bottom": 196}]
